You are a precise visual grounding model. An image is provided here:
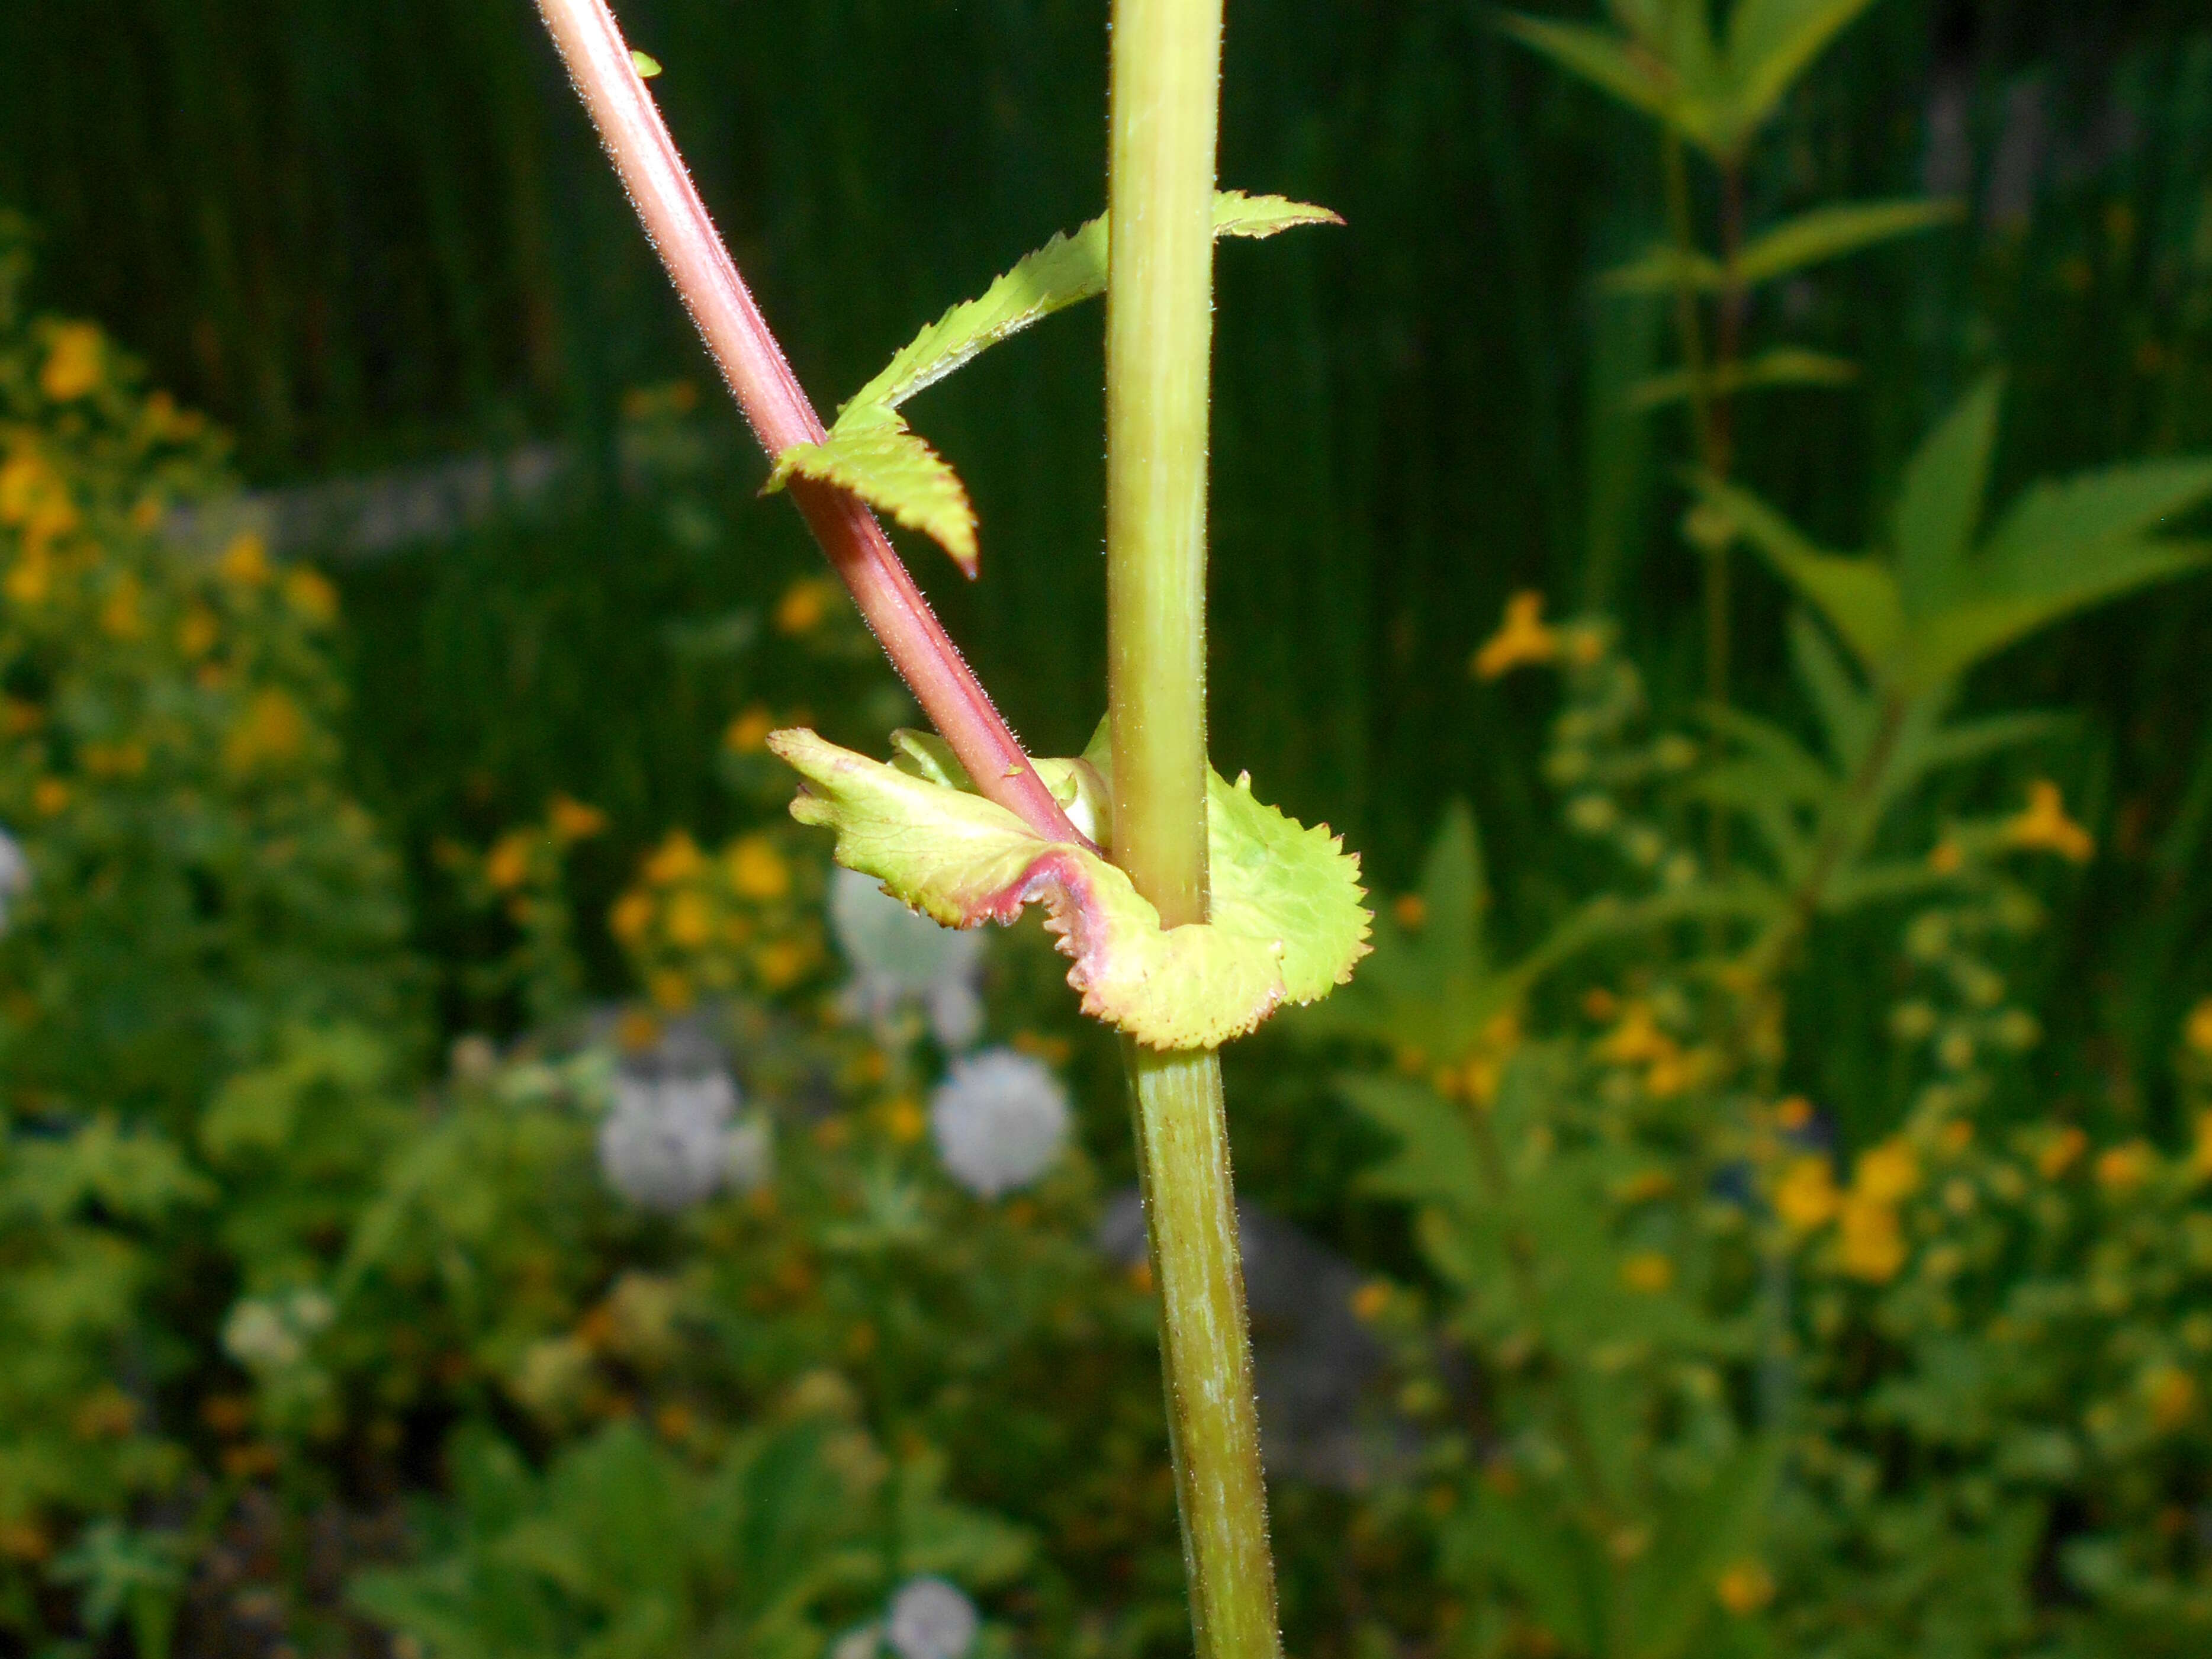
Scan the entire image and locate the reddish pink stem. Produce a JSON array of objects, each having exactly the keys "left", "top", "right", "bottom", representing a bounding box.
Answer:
[{"left": 534, "top": 0, "right": 1088, "bottom": 847}]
